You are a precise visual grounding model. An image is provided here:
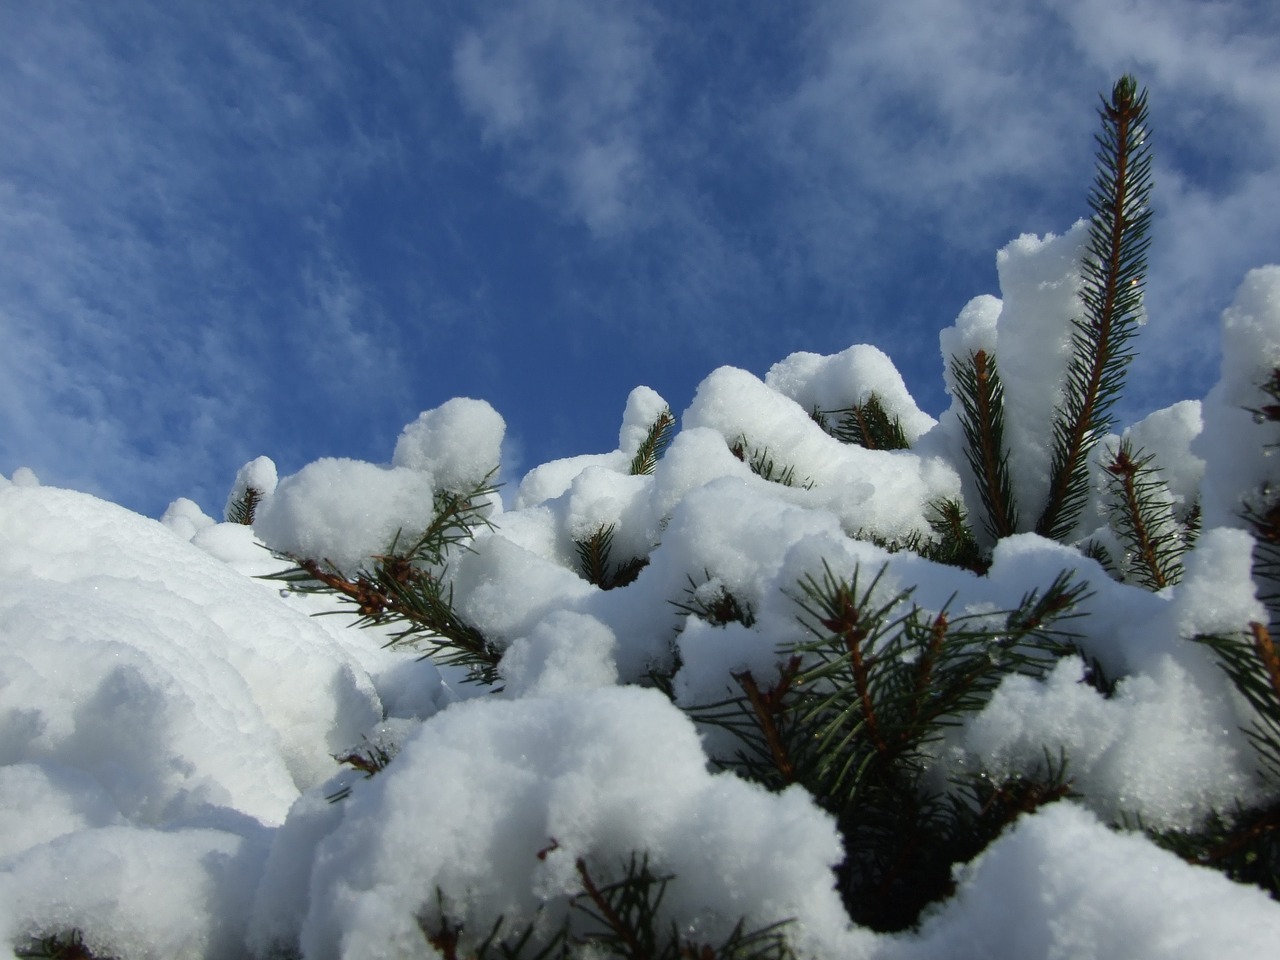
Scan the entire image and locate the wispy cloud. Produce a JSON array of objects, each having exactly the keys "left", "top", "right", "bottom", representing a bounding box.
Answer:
[
  {"left": 452, "top": 0, "right": 659, "bottom": 236},
  {"left": 761, "top": 0, "right": 1280, "bottom": 412},
  {"left": 1, "top": 1, "right": 1276, "bottom": 516},
  {"left": 0, "top": 3, "right": 415, "bottom": 512}
]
